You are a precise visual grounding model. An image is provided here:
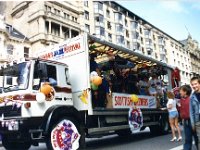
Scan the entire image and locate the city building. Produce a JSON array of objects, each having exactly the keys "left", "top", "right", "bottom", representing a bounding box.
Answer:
[
  {"left": 3, "top": 1, "right": 84, "bottom": 54},
  {"left": 181, "top": 35, "right": 200, "bottom": 77},
  {"left": 0, "top": 15, "right": 31, "bottom": 64},
  {"left": 1, "top": 1, "right": 199, "bottom": 83}
]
